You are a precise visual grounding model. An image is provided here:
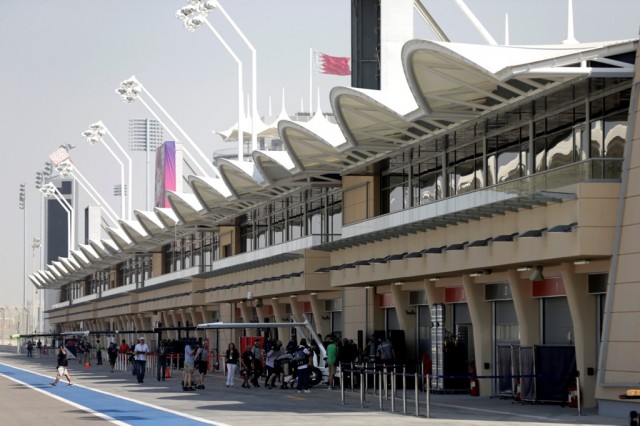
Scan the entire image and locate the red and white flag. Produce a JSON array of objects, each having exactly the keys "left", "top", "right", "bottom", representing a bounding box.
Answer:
[
  {"left": 48, "top": 147, "right": 70, "bottom": 166},
  {"left": 313, "top": 50, "right": 351, "bottom": 76}
]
